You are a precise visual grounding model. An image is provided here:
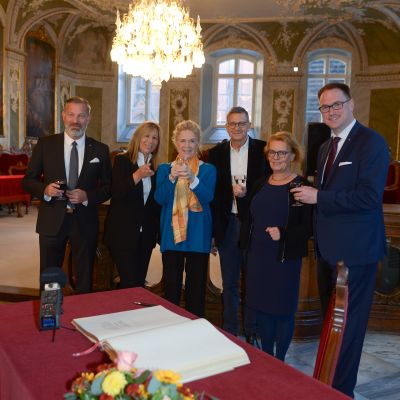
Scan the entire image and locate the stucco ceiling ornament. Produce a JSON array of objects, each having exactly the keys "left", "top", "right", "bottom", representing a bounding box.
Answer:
[{"left": 274, "top": 22, "right": 297, "bottom": 52}]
